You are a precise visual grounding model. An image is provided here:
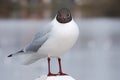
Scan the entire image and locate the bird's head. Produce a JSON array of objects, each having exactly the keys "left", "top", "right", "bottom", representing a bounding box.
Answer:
[{"left": 56, "top": 8, "right": 72, "bottom": 23}]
